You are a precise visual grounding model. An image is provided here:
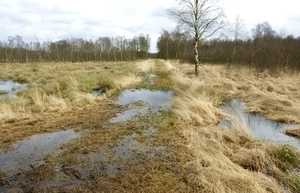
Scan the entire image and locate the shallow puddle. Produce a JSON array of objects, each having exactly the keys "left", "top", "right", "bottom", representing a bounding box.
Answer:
[
  {"left": 75, "top": 127, "right": 165, "bottom": 177},
  {"left": 144, "top": 73, "right": 157, "bottom": 85},
  {"left": 113, "top": 132, "right": 165, "bottom": 159},
  {"left": 219, "top": 99, "right": 300, "bottom": 151},
  {"left": 110, "top": 89, "right": 173, "bottom": 123},
  {"left": 0, "top": 80, "right": 27, "bottom": 99},
  {"left": 91, "top": 88, "right": 105, "bottom": 96},
  {"left": 0, "top": 129, "right": 81, "bottom": 176}
]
